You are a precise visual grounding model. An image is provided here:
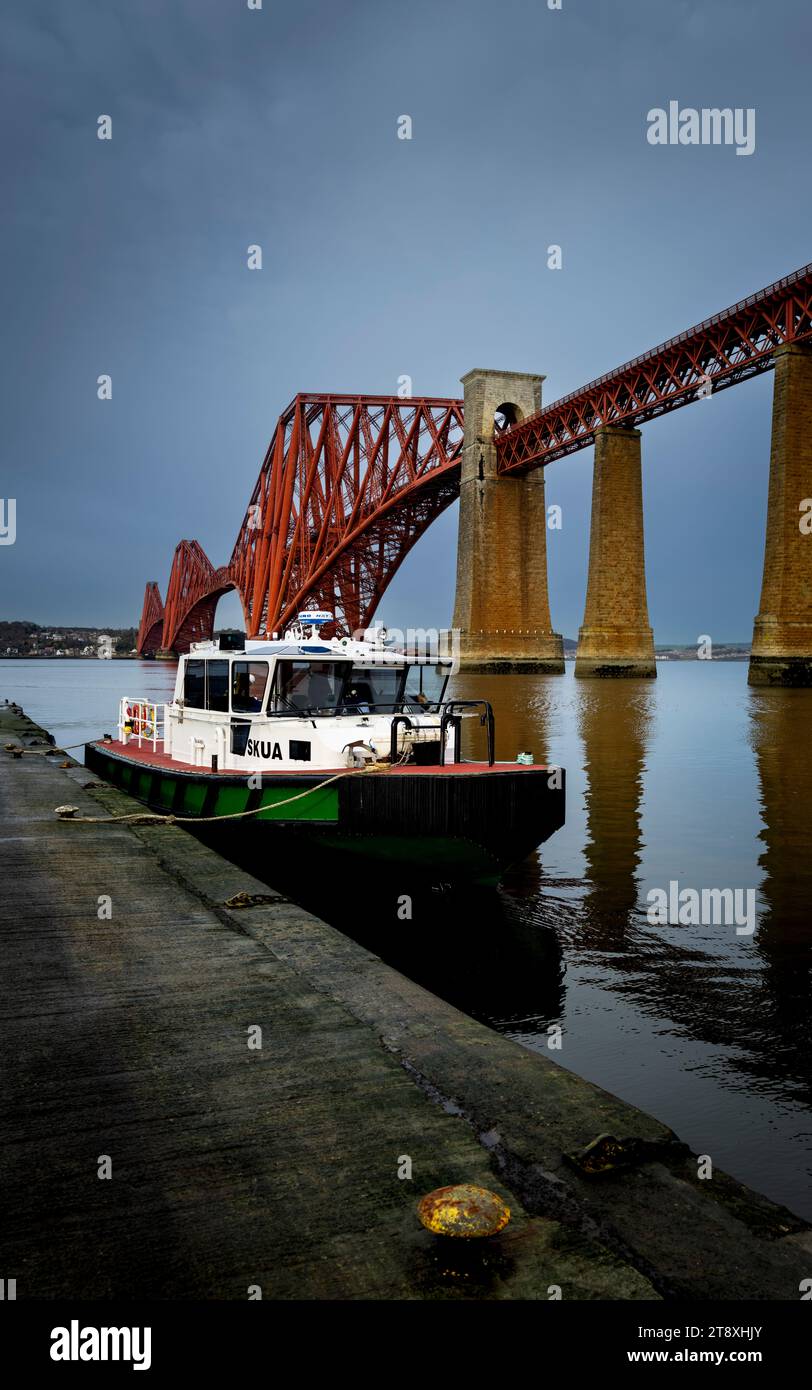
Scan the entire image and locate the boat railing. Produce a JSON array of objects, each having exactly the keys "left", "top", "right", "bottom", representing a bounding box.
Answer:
[
  {"left": 390, "top": 715, "right": 414, "bottom": 762},
  {"left": 263, "top": 700, "right": 443, "bottom": 718},
  {"left": 389, "top": 701, "right": 495, "bottom": 765},
  {"left": 440, "top": 701, "right": 495, "bottom": 766},
  {"left": 119, "top": 697, "right": 164, "bottom": 751}
]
